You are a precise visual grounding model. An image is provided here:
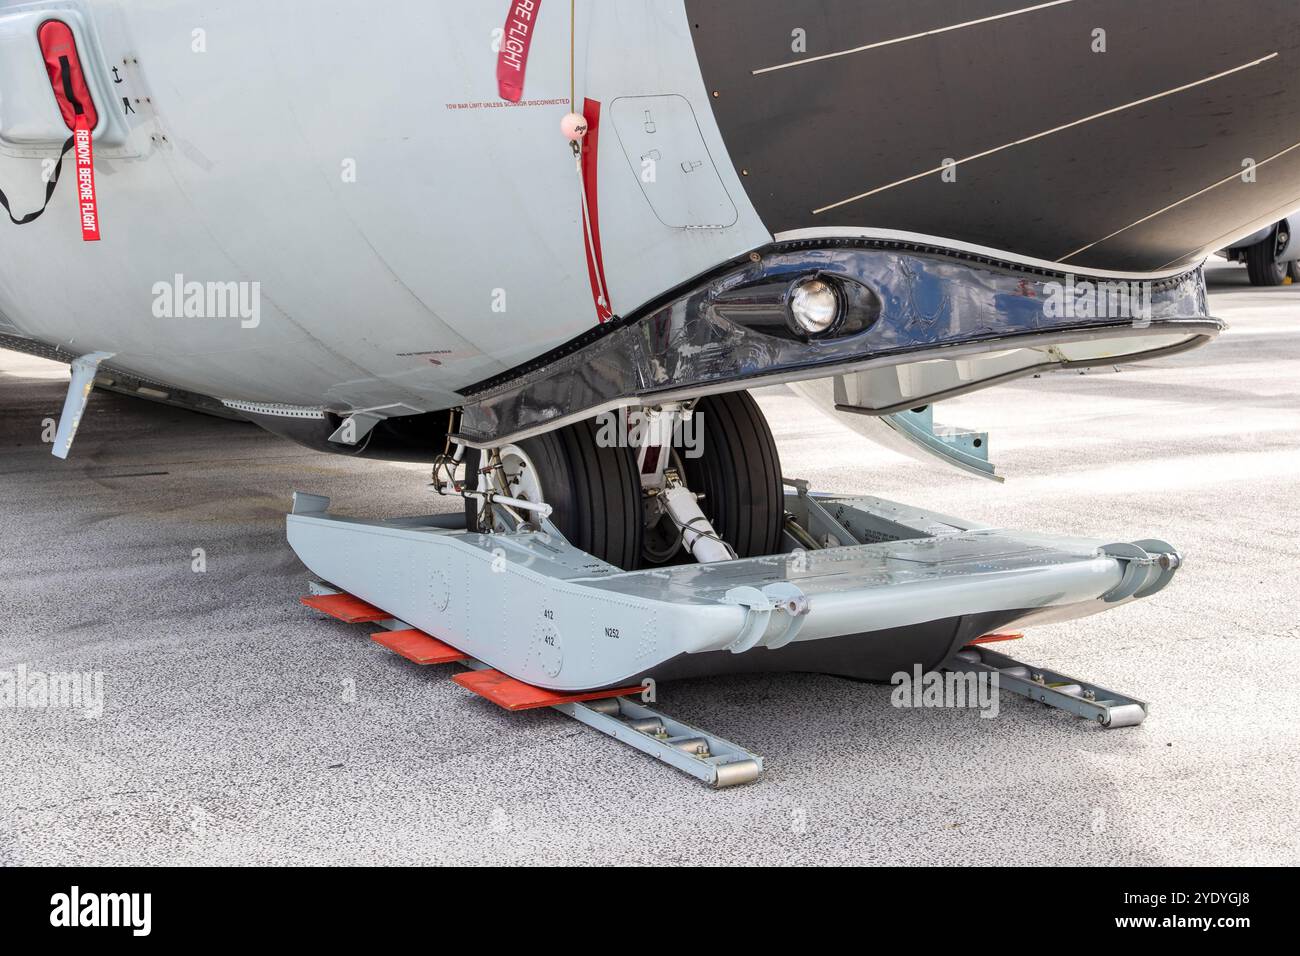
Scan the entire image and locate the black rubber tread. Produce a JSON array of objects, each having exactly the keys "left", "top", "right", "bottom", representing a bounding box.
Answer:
[
  {"left": 1246, "top": 234, "right": 1287, "bottom": 286},
  {"left": 683, "top": 390, "right": 784, "bottom": 558},
  {"left": 557, "top": 417, "right": 643, "bottom": 570},
  {"left": 1288, "top": 259, "right": 1300, "bottom": 282},
  {"left": 463, "top": 420, "right": 642, "bottom": 570}
]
